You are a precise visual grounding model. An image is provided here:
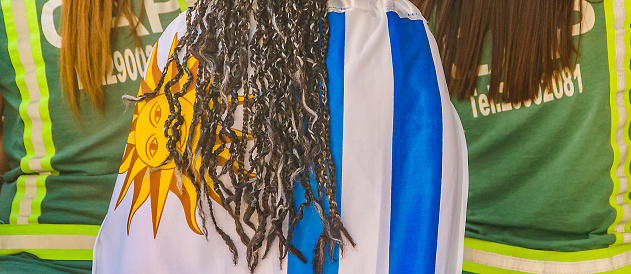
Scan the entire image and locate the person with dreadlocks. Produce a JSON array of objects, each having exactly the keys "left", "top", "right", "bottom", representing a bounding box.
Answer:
[
  {"left": 414, "top": 0, "right": 631, "bottom": 273},
  {"left": 0, "top": 0, "right": 190, "bottom": 273},
  {"left": 93, "top": 0, "right": 469, "bottom": 273}
]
